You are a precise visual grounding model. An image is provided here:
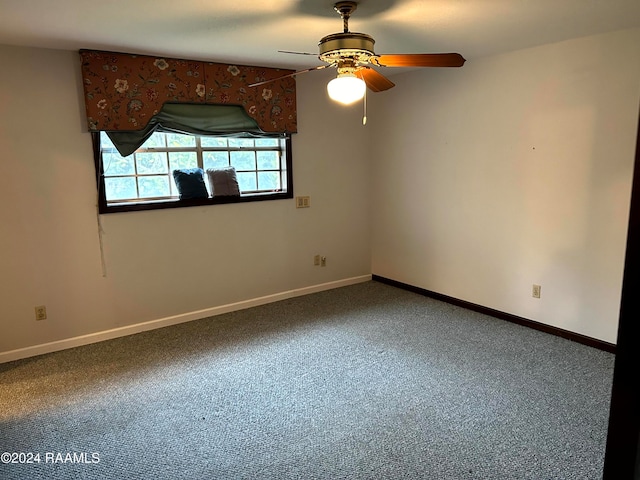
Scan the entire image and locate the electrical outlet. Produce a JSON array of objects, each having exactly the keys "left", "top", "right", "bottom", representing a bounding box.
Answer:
[
  {"left": 295, "top": 196, "right": 310, "bottom": 208},
  {"left": 320, "top": 256, "right": 327, "bottom": 267},
  {"left": 532, "top": 284, "right": 541, "bottom": 299},
  {"left": 314, "top": 254, "right": 320, "bottom": 266},
  {"left": 35, "top": 305, "right": 47, "bottom": 321}
]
